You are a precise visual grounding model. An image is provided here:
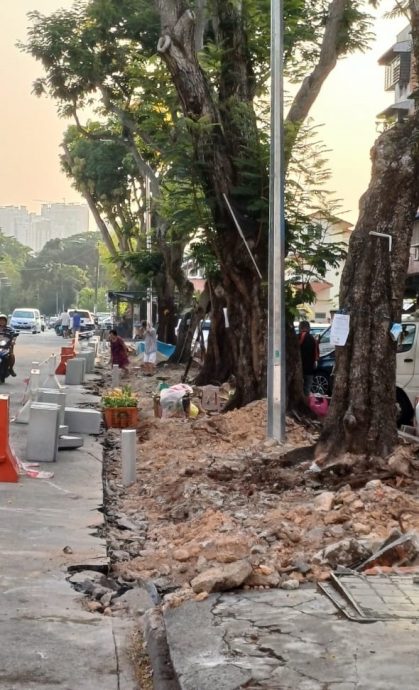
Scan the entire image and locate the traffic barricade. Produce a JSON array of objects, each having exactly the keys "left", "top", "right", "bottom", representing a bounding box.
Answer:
[{"left": 0, "top": 395, "right": 19, "bottom": 482}]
